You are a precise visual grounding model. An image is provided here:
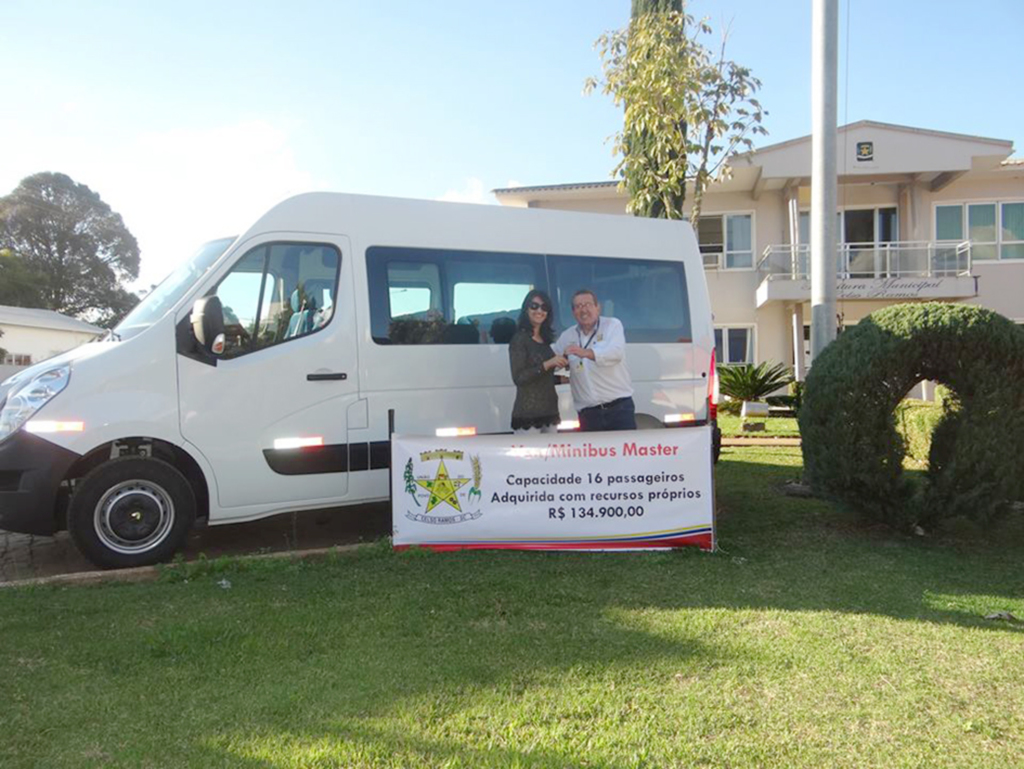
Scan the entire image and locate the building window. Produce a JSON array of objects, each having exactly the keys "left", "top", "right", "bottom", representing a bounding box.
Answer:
[
  {"left": 968, "top": 204, "right": 997, "bottom": 260},
  {"left": 1002, "top": 203, "right": 1024, "bottom": 260},
  {"left": 697, "top": 215, "right": 723, "bottom": 268},
  {"left": 714, "top": 326, "right": 755, "bottom": 365},
  {"left": 798, "top": 208, "right": 898, "bottom": 245},
  {"left": 2, "top": 353, "right": 33, "bottom": 366},
  {"left": 698, "top": 213, "right": 753, "bottom": 270},
  {"left": 935, "top": 201, "right": 1024, "bottom": 260}
]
